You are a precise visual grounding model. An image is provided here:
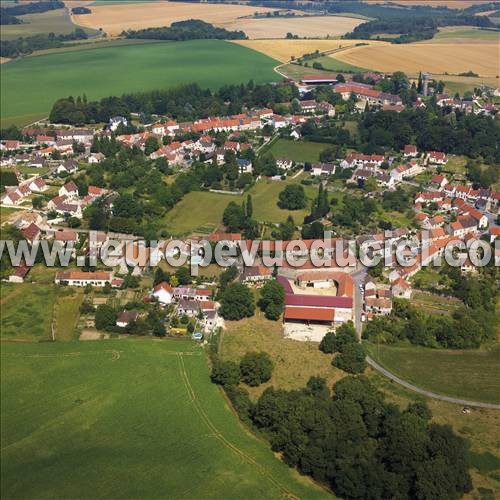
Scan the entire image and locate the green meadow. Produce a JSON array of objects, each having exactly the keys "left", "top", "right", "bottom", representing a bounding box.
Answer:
[
  {"left": 366, "top": 342, "right": 500, "bottom": 405},
  {"left": 0, "top": 283, "right": 56, "bottom": 342},
  {"left": 1, "top": 40, "right": 279, "bottom": 126},
  {"left": 269, "top": 138, "right": 329, "bottom": 163},
  {"left": 0, "top": 340, "right": 328, "bottom": 499},
  {"left": 163, "top": 176, "right": 318, "bottom": 236}
]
